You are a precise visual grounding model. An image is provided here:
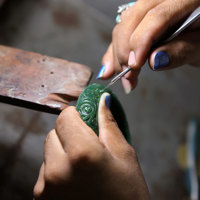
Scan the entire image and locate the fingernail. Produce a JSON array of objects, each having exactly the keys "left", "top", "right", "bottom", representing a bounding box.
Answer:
[
  {"left": 128, "top": 51, "right": 136, "bottom": 66},
  {"left": 96, "top": 65, "right": 105, "bottom": 79},
  {"left": 105, "top": 95, "right": 111, "bottom": 108},
  {"left": 153, "top": 51, "right": 170, "bottom": 70},
  {"left": 121, "top": 77, "right": 131, "bottom": 94}
]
